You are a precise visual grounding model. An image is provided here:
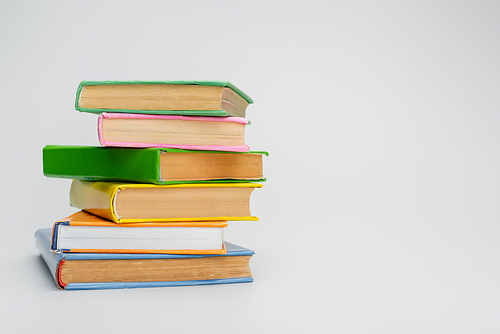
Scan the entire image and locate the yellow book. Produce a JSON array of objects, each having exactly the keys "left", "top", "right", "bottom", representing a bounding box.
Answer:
[{"left": 69, "top": 180, "right": 263, "bottom": 223}]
